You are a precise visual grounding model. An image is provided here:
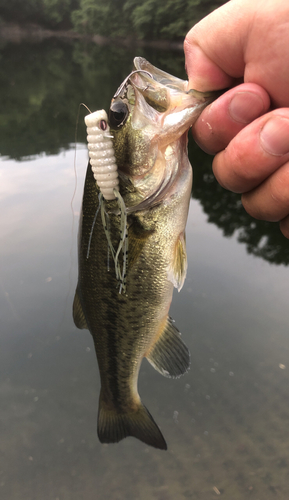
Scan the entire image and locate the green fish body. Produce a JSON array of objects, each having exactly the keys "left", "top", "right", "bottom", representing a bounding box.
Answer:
[{"left": 73, "top": 58, "right": 215, "bottom": 450}]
